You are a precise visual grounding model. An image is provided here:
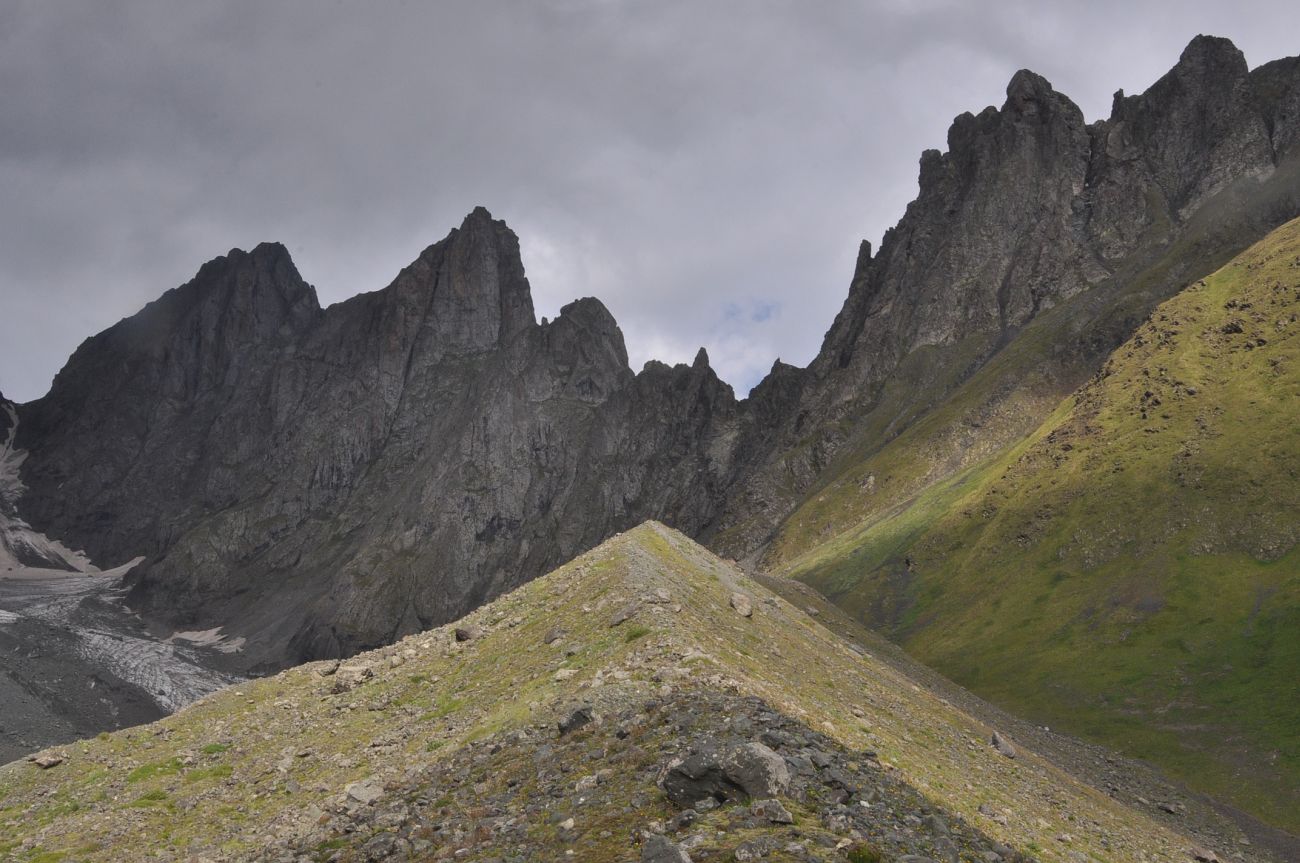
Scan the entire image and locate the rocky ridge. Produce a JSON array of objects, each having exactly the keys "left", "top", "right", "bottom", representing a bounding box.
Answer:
[{"left": 0, "top": 523, "right": 1268, "bottom": 863}]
